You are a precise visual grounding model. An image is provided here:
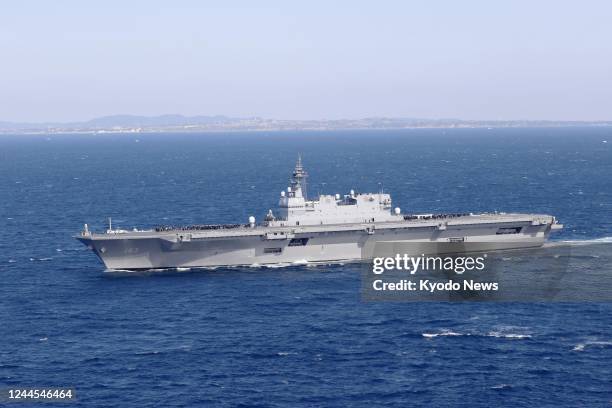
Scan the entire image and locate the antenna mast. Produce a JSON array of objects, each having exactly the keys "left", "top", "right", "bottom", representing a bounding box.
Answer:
[{"left": 291, "top": 154, "right": 308, "bottom": 199}]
